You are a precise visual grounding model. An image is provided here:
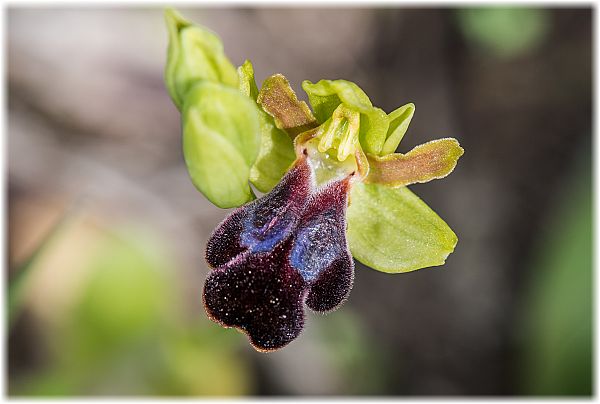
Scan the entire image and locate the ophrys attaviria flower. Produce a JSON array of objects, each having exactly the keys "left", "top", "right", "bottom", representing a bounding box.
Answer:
[{"left": 165, "top": 8, "right": 464, "bottom": 351}]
